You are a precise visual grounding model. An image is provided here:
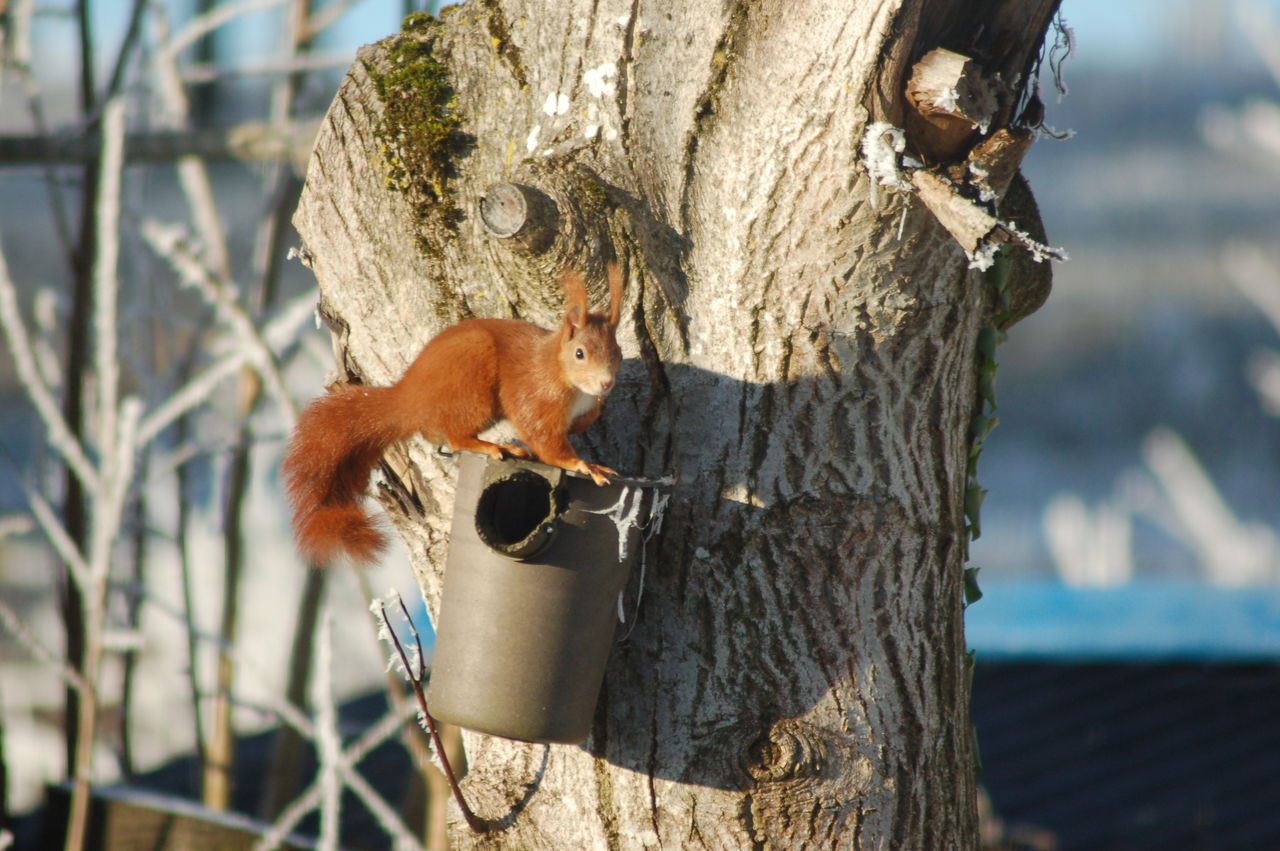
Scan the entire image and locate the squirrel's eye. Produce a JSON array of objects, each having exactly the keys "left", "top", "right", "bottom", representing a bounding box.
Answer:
[{"left": 575, "top": 347, "right": 586, "bottom": 360}]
